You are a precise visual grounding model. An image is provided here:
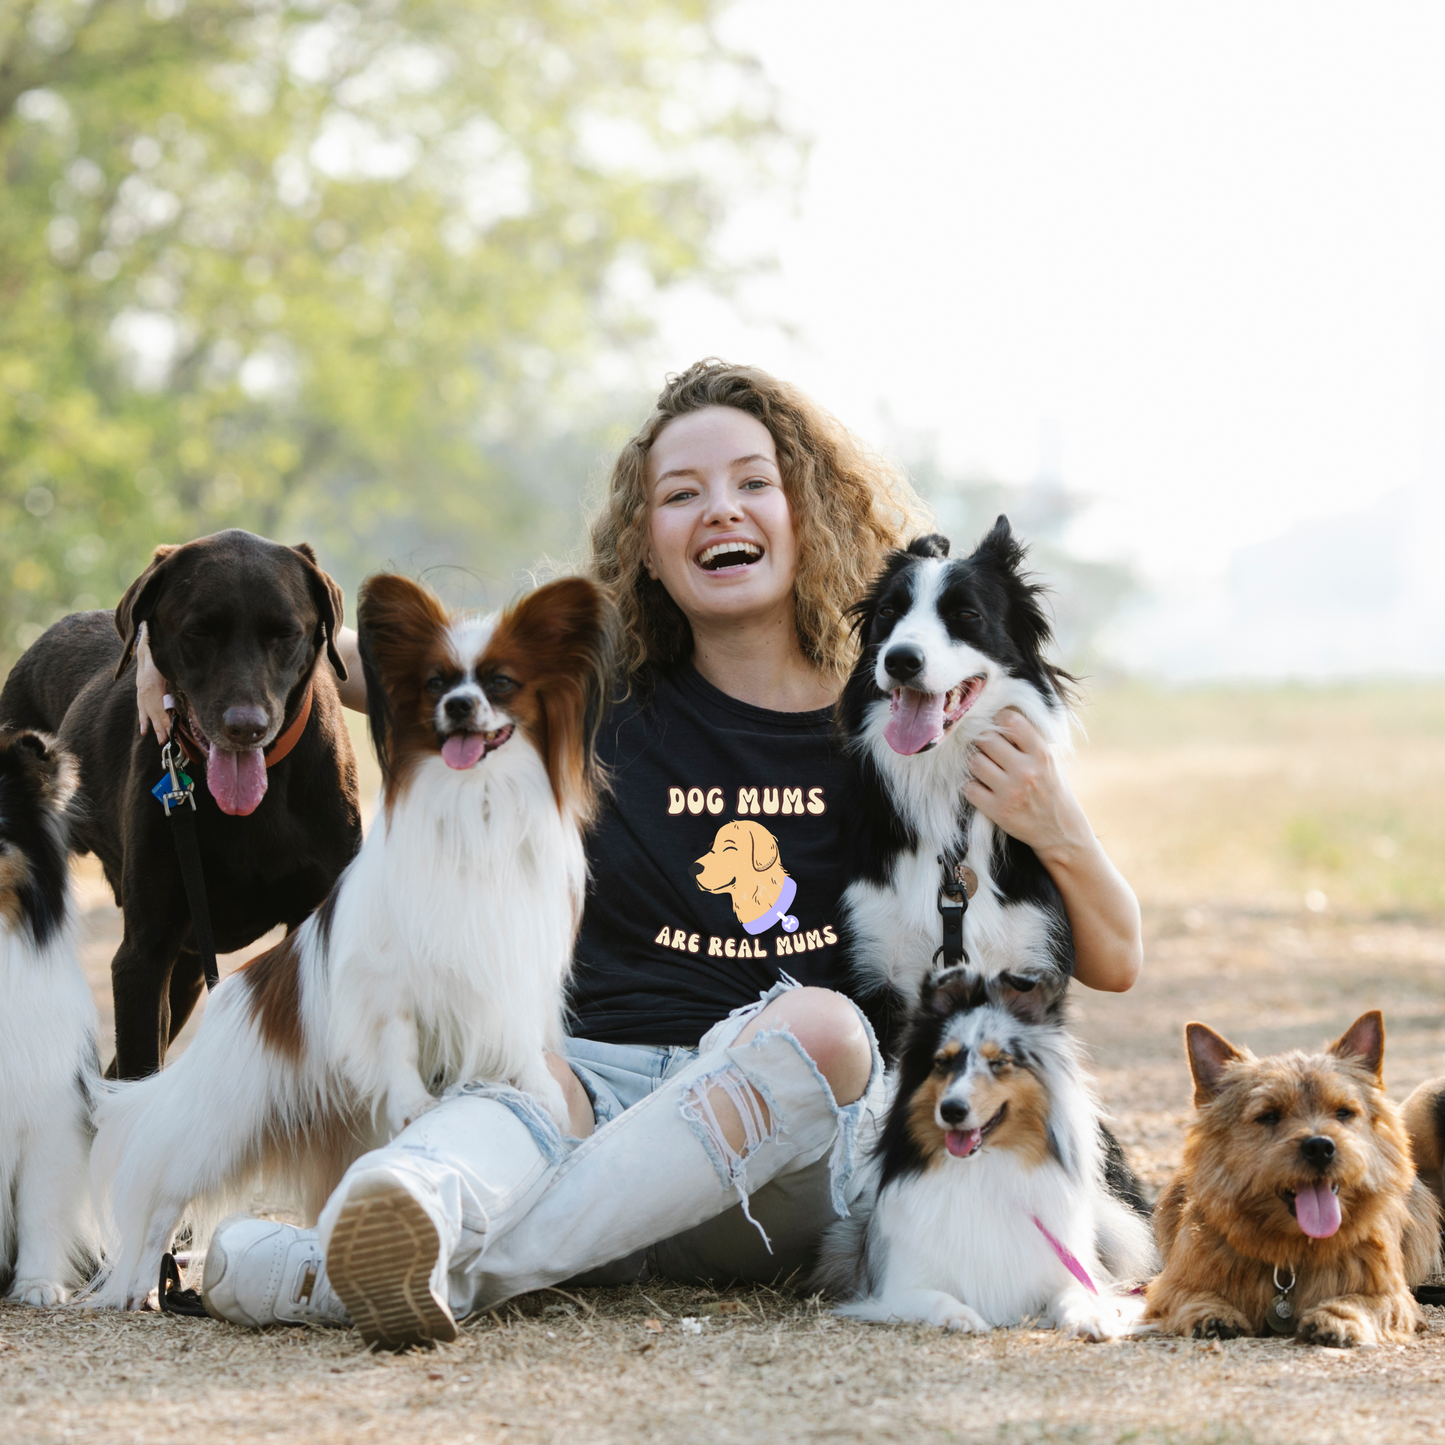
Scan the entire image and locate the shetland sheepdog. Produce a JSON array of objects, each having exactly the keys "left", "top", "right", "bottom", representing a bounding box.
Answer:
[
  {"left": 89, "top": 574, "right": 610, "bottom": 1309},
  {"left": 838, "top": 522, "right": 1076, "bottom": 1044},
  {"left": 813, "top": 968, "right": 1155, "bottom": 1337},
  {"left": 0, "top": 730, "right": 103, "bottom": 1304}
]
